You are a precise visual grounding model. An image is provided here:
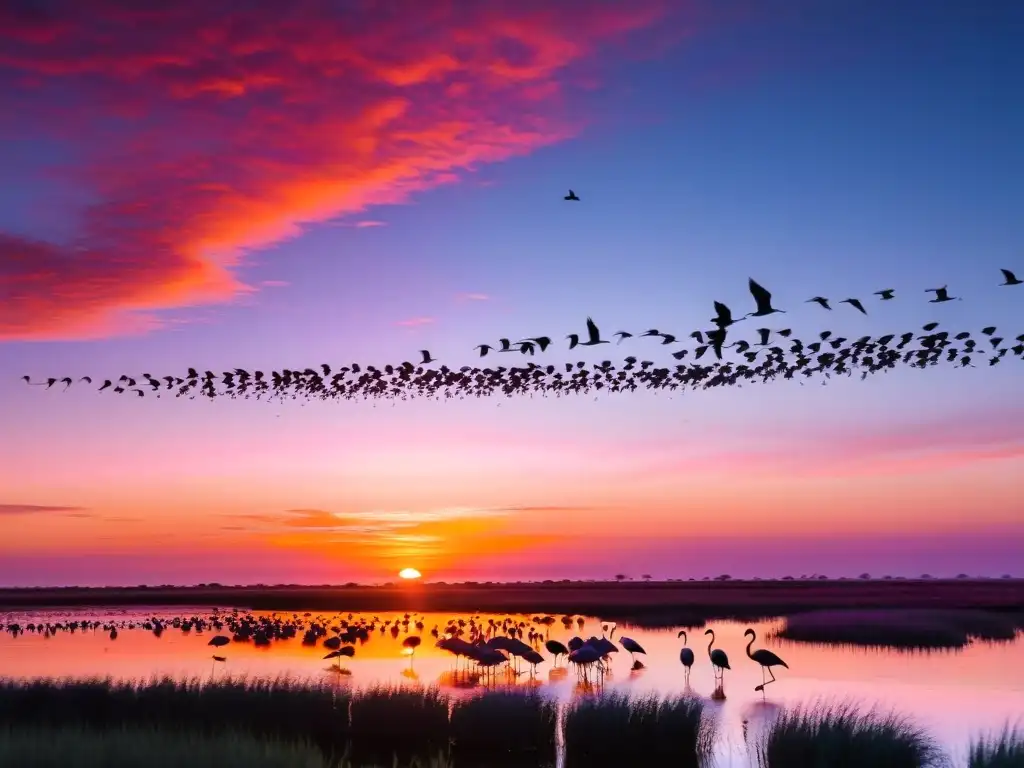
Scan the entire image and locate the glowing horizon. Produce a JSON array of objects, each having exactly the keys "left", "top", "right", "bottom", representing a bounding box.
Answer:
[{"left": 1, "top": 1, "right": 1022, "bottom": 587}]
